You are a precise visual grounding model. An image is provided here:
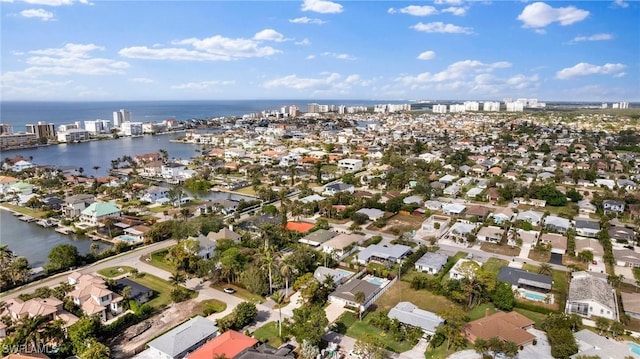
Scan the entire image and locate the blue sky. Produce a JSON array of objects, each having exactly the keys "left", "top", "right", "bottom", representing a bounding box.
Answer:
[{"left": 1, "top": 0, "right": 638, "bottom": 101}]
